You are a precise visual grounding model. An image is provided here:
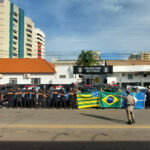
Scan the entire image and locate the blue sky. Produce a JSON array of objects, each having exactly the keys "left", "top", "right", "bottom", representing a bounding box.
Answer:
[{"left": 11, "top": 0, "right": 150, "bottom": 60}]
